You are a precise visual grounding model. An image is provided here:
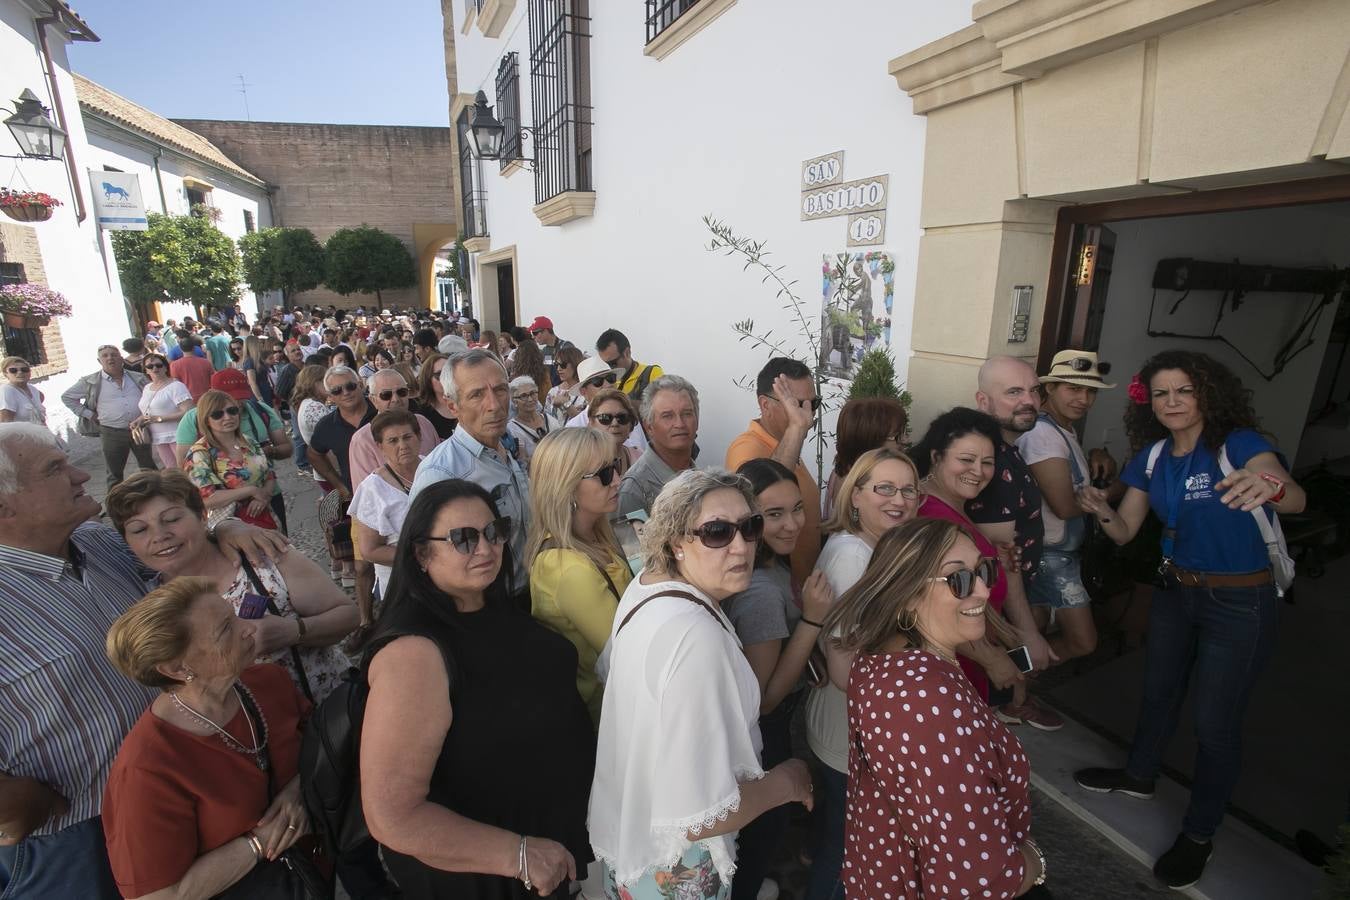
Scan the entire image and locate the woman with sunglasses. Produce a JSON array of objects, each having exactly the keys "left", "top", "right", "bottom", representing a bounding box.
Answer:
[
  {"left": 724, "top": 458, "right": 835, "bottom": 900},
  {"left": 507, "top": 376, "right": 550, "bottom": 473},
  {"left": 131, "top": 351, "right": 194, "bottom": 468},
  {"left": 0, "top": 355, "right": 48, "bottom": 425},
  {"left": 587, "top": 388, "right": 642, "bottom": 475},
  {"left": 803, "top": 446, "right": 923, "bottom": 900},
  {"left": 546, "top": 346, "right": 585, "bottom": 424},
  {"left": 361, "top": 479, "right": 594, "bottom": 899},
  {"left": 911, "top": 408, "right": 1032, "bottom": 711},
  {"left": 823, "top": 517, "right": 1046, "bottom": 899},
  {"left": 526, "top": 427, "right": 631, "bottom": 725},
  {"left": 591, "top": 468, "right": 814, "bottom": 899},
  {"left": 185, "top": 389, "right": 280, "bottom": 530},
  {"left": 227, "top": 337, "right": 245, "bottom": 369}
]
